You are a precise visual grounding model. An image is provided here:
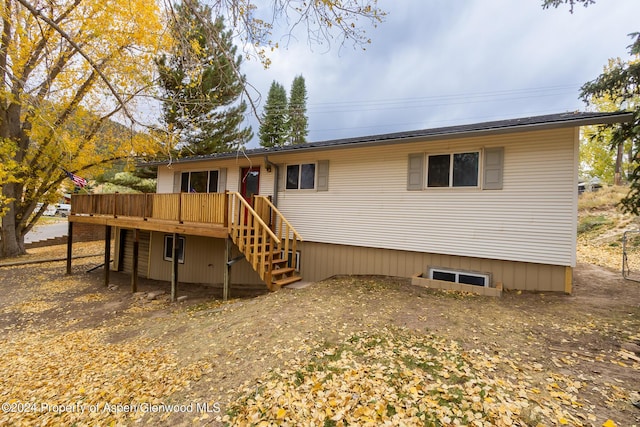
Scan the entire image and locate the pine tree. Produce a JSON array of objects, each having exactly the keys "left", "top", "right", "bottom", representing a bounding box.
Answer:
[
  {"left": 288, "top": 75, "right": 309, "bottom": 144},
  {"left": 156, "top": 1, "right": 252, "bottom": 156},
  {"left": 259, "top": 81, "right": 289, "bottom": 147}
]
